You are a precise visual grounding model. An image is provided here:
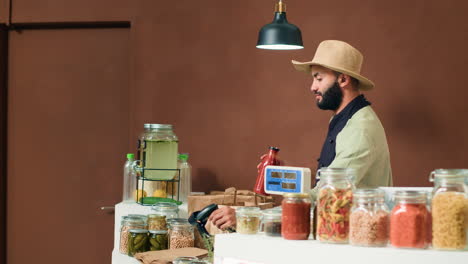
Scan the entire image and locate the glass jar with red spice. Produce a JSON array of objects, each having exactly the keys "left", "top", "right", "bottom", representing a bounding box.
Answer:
[
  {"left": 429, "top": 169, "right": 468, "bottom": 251},
  {"left": 316, "top": 167, "right": 355, "bottom": 244},
  {"left": 281, "top": 193, "right": 311, "bottom": 240},
  {"left": 390, "top": 190, "right": 430, "bottom": 249},
  {"left": 350, "top": 189, "right": 389, "bottom": 247}
]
